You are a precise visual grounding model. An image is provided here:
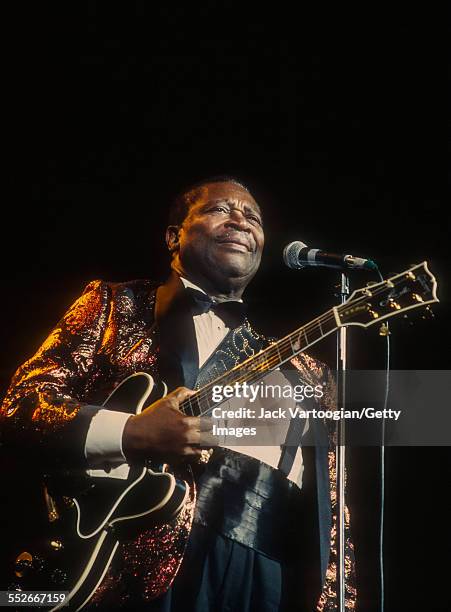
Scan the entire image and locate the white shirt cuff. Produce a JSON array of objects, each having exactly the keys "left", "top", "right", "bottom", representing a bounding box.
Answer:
[{"left": 84, "top": 409, "right": 131, "bottom": 467}]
